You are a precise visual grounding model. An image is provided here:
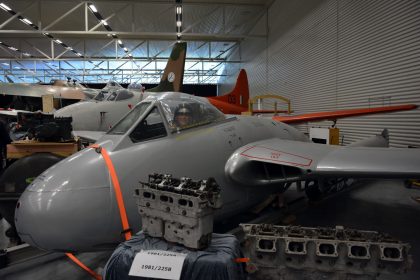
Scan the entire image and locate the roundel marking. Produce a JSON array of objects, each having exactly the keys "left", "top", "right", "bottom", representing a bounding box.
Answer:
[{"left": 168, "top": 72, "right": 175, "bottom": 82}]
